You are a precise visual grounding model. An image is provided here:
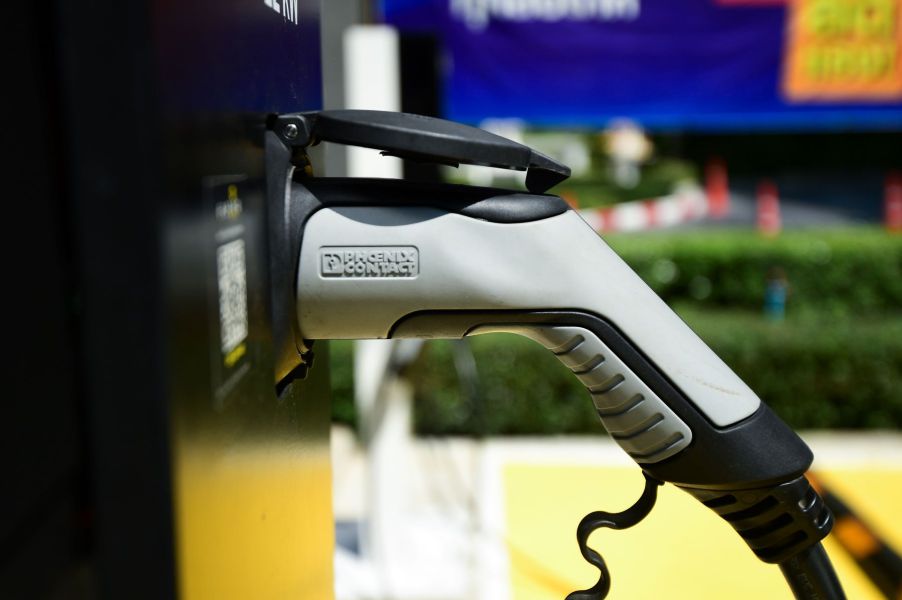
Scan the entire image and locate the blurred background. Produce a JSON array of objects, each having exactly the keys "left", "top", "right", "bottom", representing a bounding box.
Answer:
[{"left": 323, "top": 1, "right": 902, "bottom": 599}]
